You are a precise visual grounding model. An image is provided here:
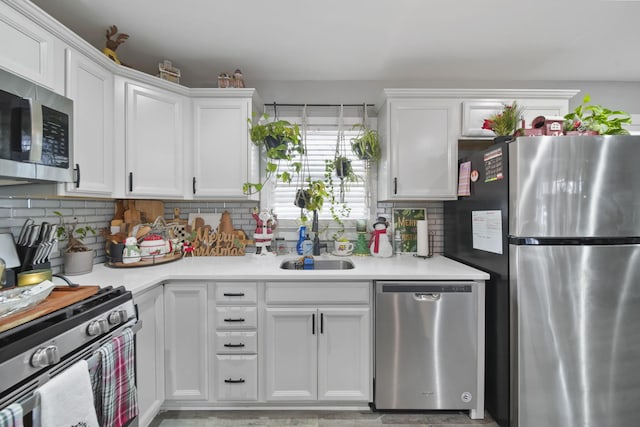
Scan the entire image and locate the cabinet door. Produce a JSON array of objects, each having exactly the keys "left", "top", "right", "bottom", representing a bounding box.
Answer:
[
  {"left": 61, "top": 49, "right": 113, "bottom": 196},
  {"left": 317, "top": 307, "right": 371, "bottom": 401},
  {"left": 265, "top": 307, "right": 317, "bottom": 400},
  {"left": 164, "top": 283, "right": 208, "bottom": 400},
  {"left": 134, "top": 286, "right": 164, "bottom": 427},
  {"left": 0, "top": 2, "right": 60, "bottom": 90},
  {"left": 192, "top": 98, "right": 257, "bottom": 199},
  {"left": 462, "top": 99, "right": 570, "bottom": 137},
  {"left": 385, "top": 100, "right": 459, "bottom": 200},
  {"left": 125, "top": 81, "right": 185, "bottom": 197}
]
